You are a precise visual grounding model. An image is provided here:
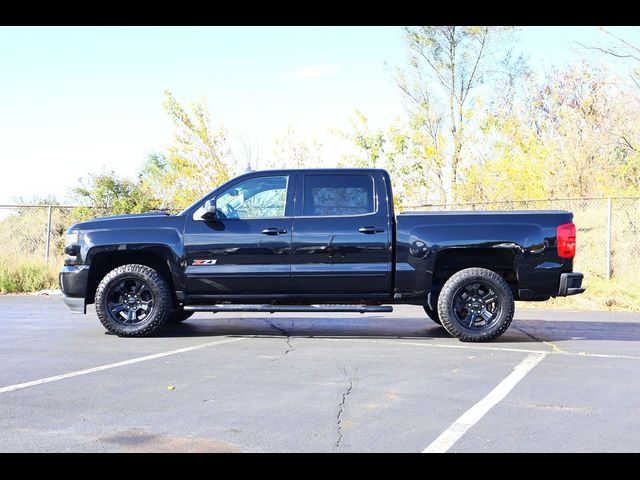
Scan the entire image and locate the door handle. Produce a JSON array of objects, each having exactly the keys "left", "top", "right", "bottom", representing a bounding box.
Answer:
[
  {"left": 261, "top": 228, "right": 288, "bottom": 236},
  {"left": 358, "top": 226, "right": 385, "bottom": 234}
]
